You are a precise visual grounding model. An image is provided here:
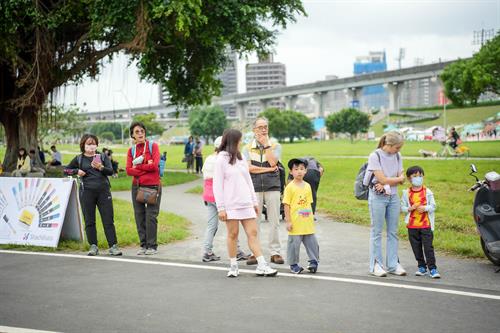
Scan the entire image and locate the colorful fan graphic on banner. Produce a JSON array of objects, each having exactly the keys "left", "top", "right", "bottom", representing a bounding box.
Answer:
[{"left": 3, "top": 179, "right": 61, "bottom": 233}]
